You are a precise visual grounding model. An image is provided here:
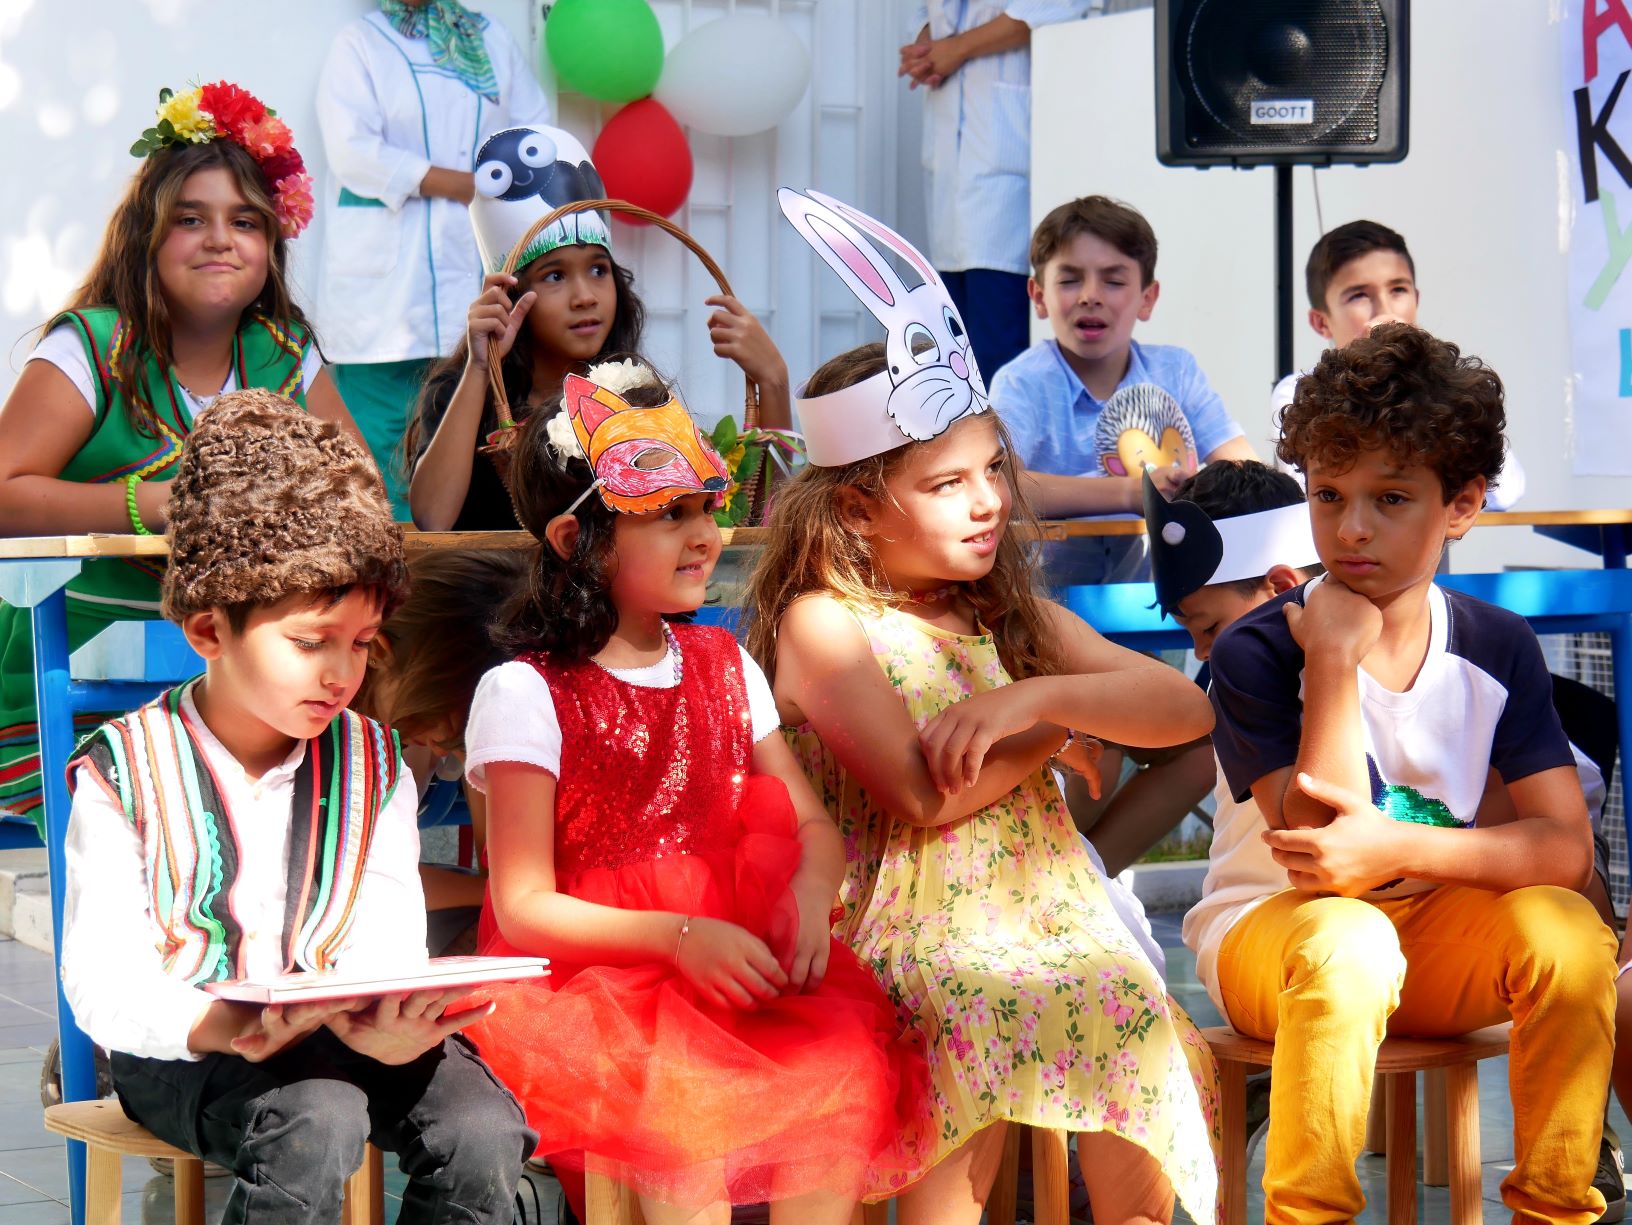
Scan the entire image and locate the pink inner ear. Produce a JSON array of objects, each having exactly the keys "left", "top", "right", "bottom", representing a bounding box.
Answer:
[
  {"left": 1104, "top": 457, "right": 1128, "bottom": 477},
  {"left": 833, "top": 204, "right": 936, "bottom": 286},
  {"left": 809, "top": 214, "right": 894, "bottom": 307}
]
